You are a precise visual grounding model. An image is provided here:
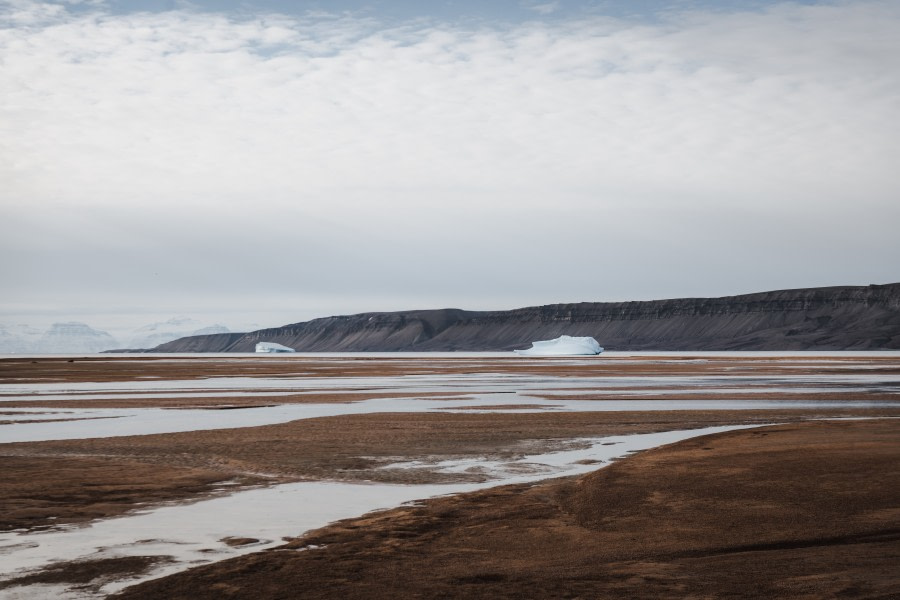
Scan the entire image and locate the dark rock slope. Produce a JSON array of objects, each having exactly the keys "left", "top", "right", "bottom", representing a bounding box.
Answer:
[{"left": 151, "top": 283, "right": 900, "bottom": 352}]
